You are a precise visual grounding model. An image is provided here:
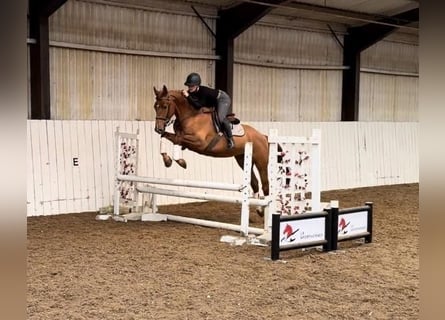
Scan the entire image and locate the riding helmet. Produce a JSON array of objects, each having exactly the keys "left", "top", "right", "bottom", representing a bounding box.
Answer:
[{"left": 184, "top": 72, "right": 201, "bottom": 86}]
